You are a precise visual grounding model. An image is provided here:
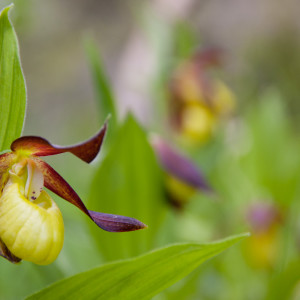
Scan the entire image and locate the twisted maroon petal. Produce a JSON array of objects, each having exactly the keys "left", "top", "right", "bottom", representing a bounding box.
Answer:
[
  {"left": 32, "top": 157, "right": 147, "bottom": 232},
  {"left": 31, "top": 157, "right": 89, "bottom": 214},
  {"left": 11, "top": 122, "right": 107, "bottom": 163}
]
